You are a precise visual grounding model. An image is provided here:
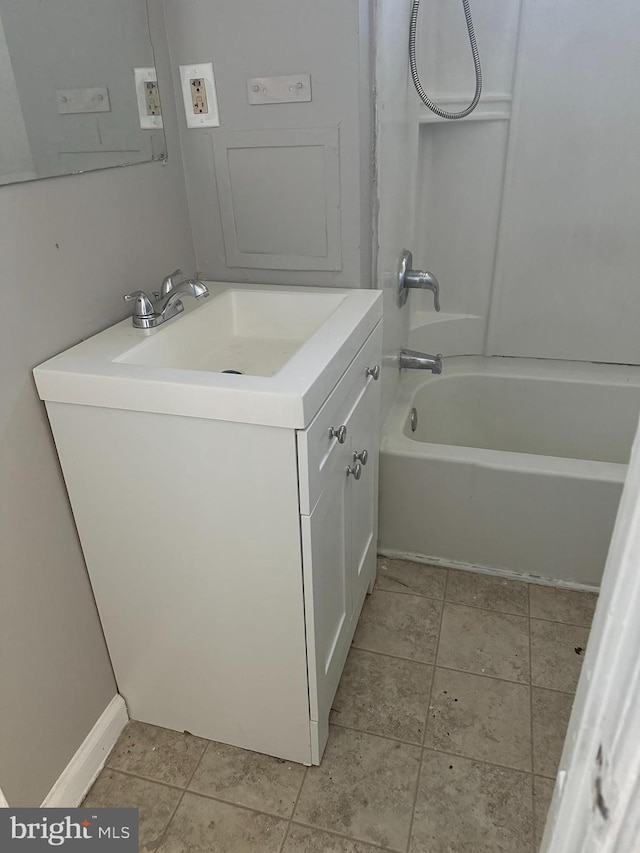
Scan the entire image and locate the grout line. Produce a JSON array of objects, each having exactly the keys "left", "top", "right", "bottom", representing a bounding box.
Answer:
[
  {"left": 422, "top": 744, "right": 534, "bottom": 778},
  {"left": 329, "top": 719, "right": 424, "bottom": 748},
  {"left": 348, "top": 641, "right": 574, "bottom": 692},
  {"left": 325, "top": 719, "right": 537, "bottom": 775},
  {"left": 423, "top": 597, "right": 445, "bottom": 748},
  {"left": 443, "top": 597, "right": 529, "bottom": 619},
  {"left": 528, "top": 584, "right": 537, "bottom": 852},
  {"left": 345, "top": 645, "right": 434, "bottom": 672},
  {"left": 531, "top": 681, "right": 576, "bottom": 697},
  {"left": 404, "top": 749, "right": 424, "bottom": 853},
  {"left": 289, "top": 819, "right": 401, "bottom": 851},
  {"left": 98, "top": 766, "right": 187, "bottom": 794},
  {"left": 156, "top": 790, "right": 291, "bottom": 828},
  {"left": 405, "top": 588, "right": 448, "bottom": 851},
  {"left": 163, "top": 787, "right": 297, "bottom": 826},
  {"left": 373, "top": 586, "right": 444, "bottom": 605},
  {"left": 152, "top": 738, "right": 209, "bottom": 849},
  {"left": 377, "top": 573, "right": 595, "bottom": 628},
  {"left": 530, "top": 614, "right": 594, "bottom": 630},
  {"left": 349, "top": 644, "right": 436, "bottom": 667},
  {"left": 279, "top": 766, "right": 309, "bottom": 852}
]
